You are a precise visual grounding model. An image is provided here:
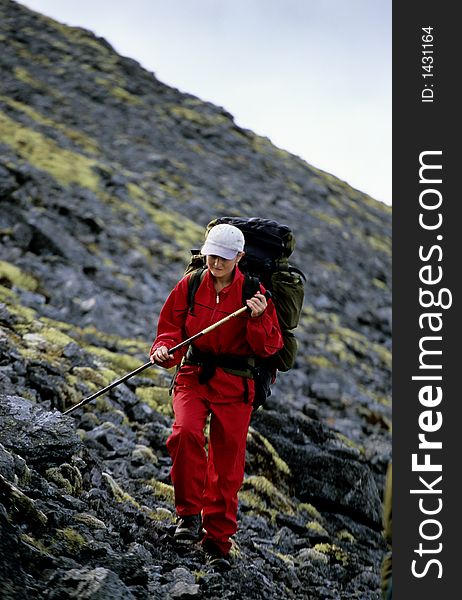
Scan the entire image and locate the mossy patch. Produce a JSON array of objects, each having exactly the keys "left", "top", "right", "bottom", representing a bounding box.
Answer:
[
  {"left": 45, "top": 464, "right": 83, "bottom": 495},
  {"left": 147, "top": 480, "right": 175, "bottom": 504},
  {"left": 306, "top": 520, "right": 329, "bottom": 537},
  {"left": 0, "top": 260, "right": 39, "bottom": 291},
  {"left": 135, "top": 386, "right": 172, "bottom": 415},
  {"left": 334, "top": 432, "right": 365, "bottom": 455},
  {"left": 0, "top": 94, "right": 100, "bottom": 154},
  {"left": 127, "top": 190, "right": 203, "bottom": 248},
  {"left": 131, "top": 444, "right": 158, "bottom": 465},
  {"left": 247, "top": 427, "right": 291, "bottom": 477},
  {"left": 240, "top": 475, "right": 295, "bottom": 516},
  {"left": 71, "top": 366, "right": 119, "bottom": 391},
  {"left": 372, "top": 277, "right": 388, "bottom": 290},
  {"left": 13, "top": 66, "right": 46, "bottom": 90},
  {"left": 169, "top": 105, "right": 228, "bottom": 127},
  {"left": 311, "top": 209, "right": 343, "bottom": 229},
  {"left": 102, "top": 472, "right": 141, "bottom": 509},
  {"left": 20, "top": 533, "right": 50, "bottom": 555},
  {"left": 337, "top": 529, "right": 356, "bottom": 543},
  {"left": 54, "top": 527, "right": 87, "bottom": 553},
  {"left": 313, "top": 543, "right": 349, "bottom": 566},
  {"left": 73, "top": 513, "right": 107, "bottom": 530},
  {"left": 0, "top": 111, "right": 100, "bottom": 192},
  {"left": 238, "top": 489, "right": 277, "bottom": 521},
  {"left": 147, "top": 507, "right": 175, "bottom": 523},
  {"left": 305, "top": 354, "right": 339, "bottom": 371},
  {"left": 40, "top": 326, "right": 75, "bottom": 348},
  {"left": 93, "top": 76, "right": 142, "bottom": 105},
  {"left": 86, "top": 345, "right": 154, "bottom": 377},
  {"left": 298, "top": 502, "right": 323, "bottom": 522}
]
